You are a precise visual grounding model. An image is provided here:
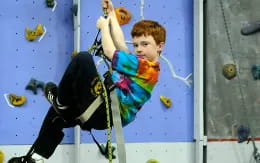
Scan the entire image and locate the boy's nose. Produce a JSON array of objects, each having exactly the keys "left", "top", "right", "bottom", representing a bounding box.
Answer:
[{"left": 136, "top": 46, "right": 143, "bottom": 52}]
